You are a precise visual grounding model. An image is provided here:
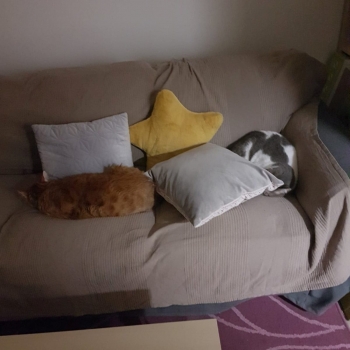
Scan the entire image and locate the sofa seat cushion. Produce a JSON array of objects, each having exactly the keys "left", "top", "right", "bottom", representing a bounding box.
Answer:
[
  {"left": 0, "top": 174, "right": 156, "bottom": 320},
  {"left": 0, "top": 173, "right": 322, "bottom": 321}
]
